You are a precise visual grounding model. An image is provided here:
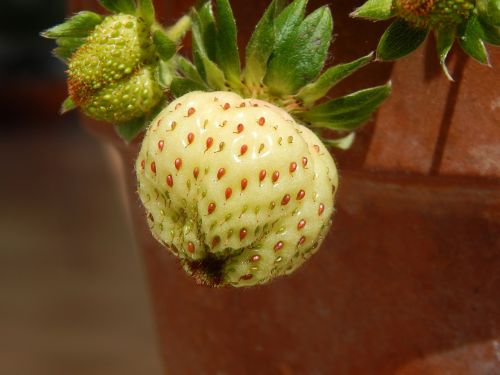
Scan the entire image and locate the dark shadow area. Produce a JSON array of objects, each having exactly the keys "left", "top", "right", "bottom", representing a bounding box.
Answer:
[{"left": 430, "top": 53, "right": 469, "bottom": 175}]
